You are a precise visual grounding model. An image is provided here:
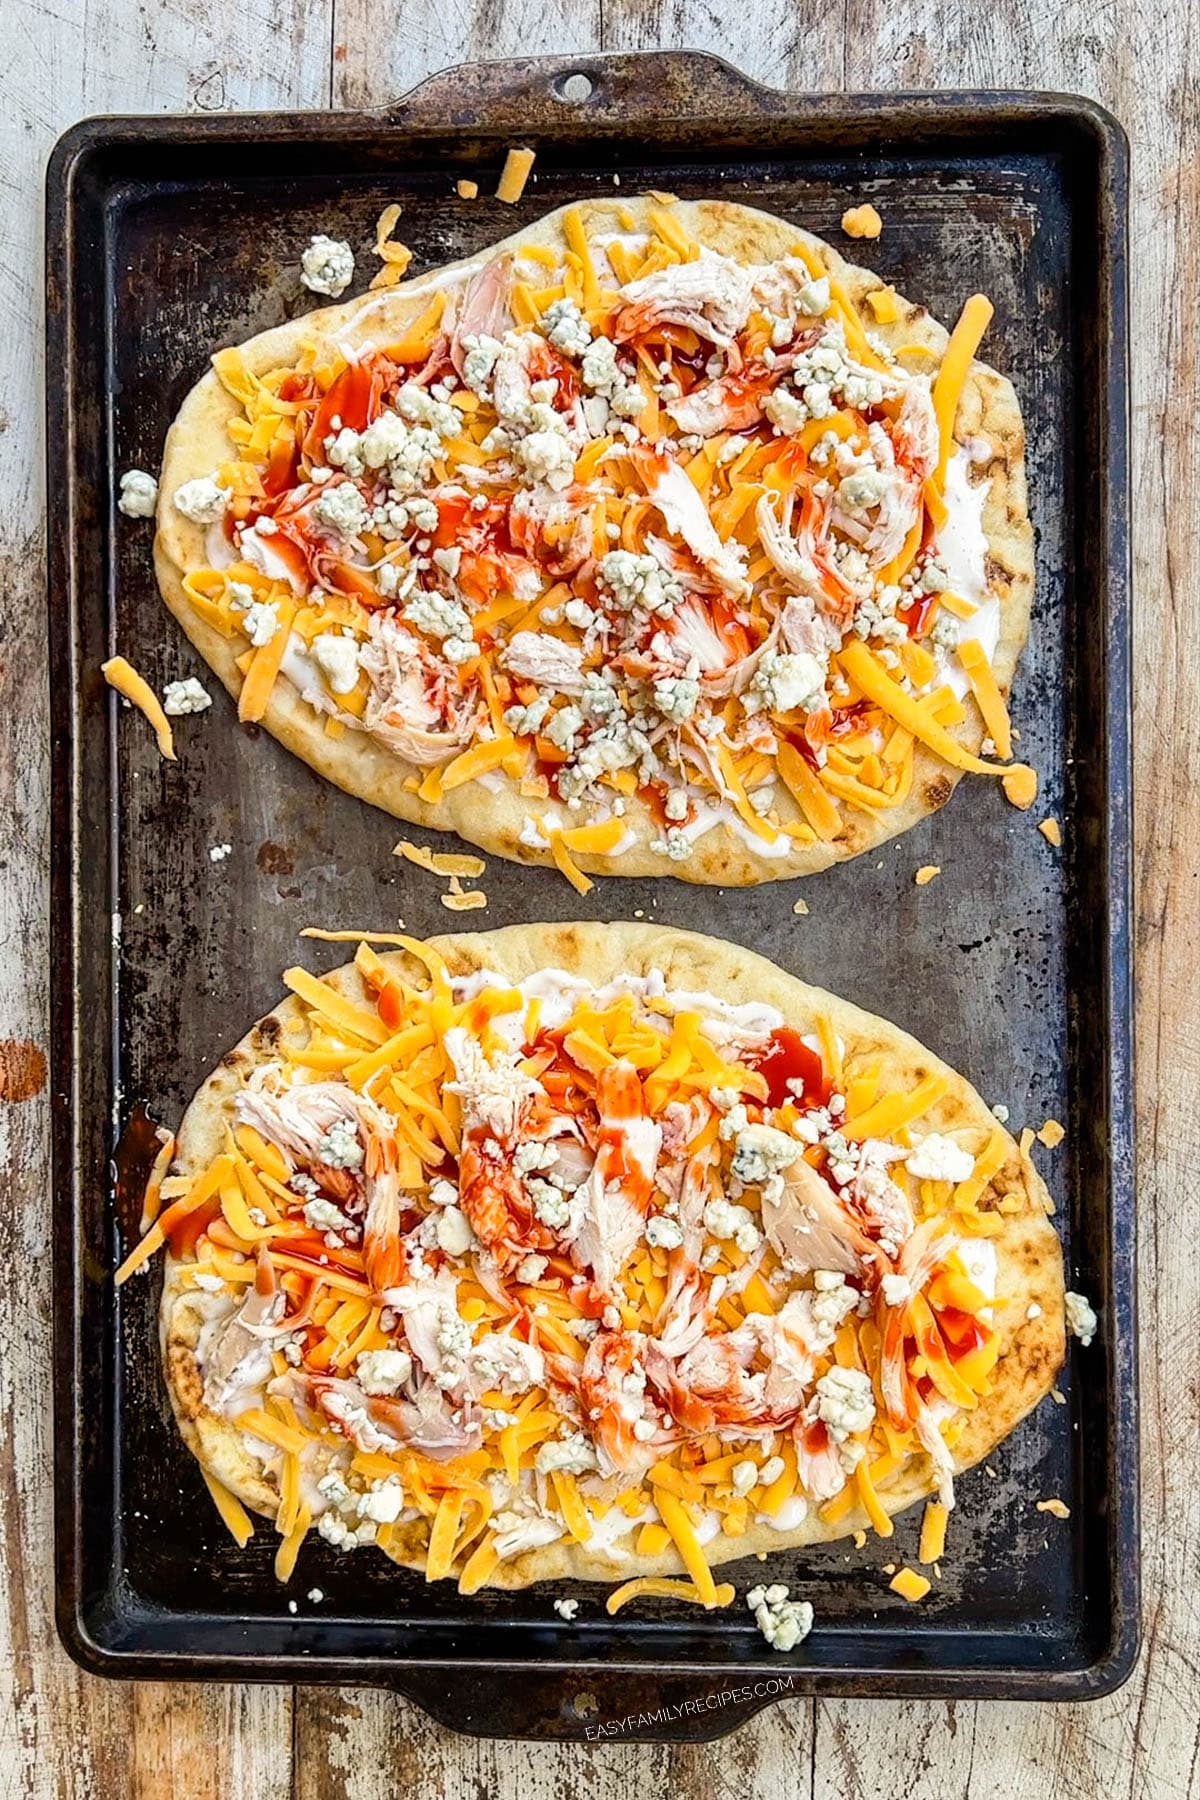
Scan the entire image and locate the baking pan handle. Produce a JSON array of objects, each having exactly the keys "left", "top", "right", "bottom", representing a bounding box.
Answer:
[
  {"left": 384, "top": 50, "right": 792, "bottom": 134},
  {"left": 387, "top": 1664, "right": 785, "bottom": 1742}
]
